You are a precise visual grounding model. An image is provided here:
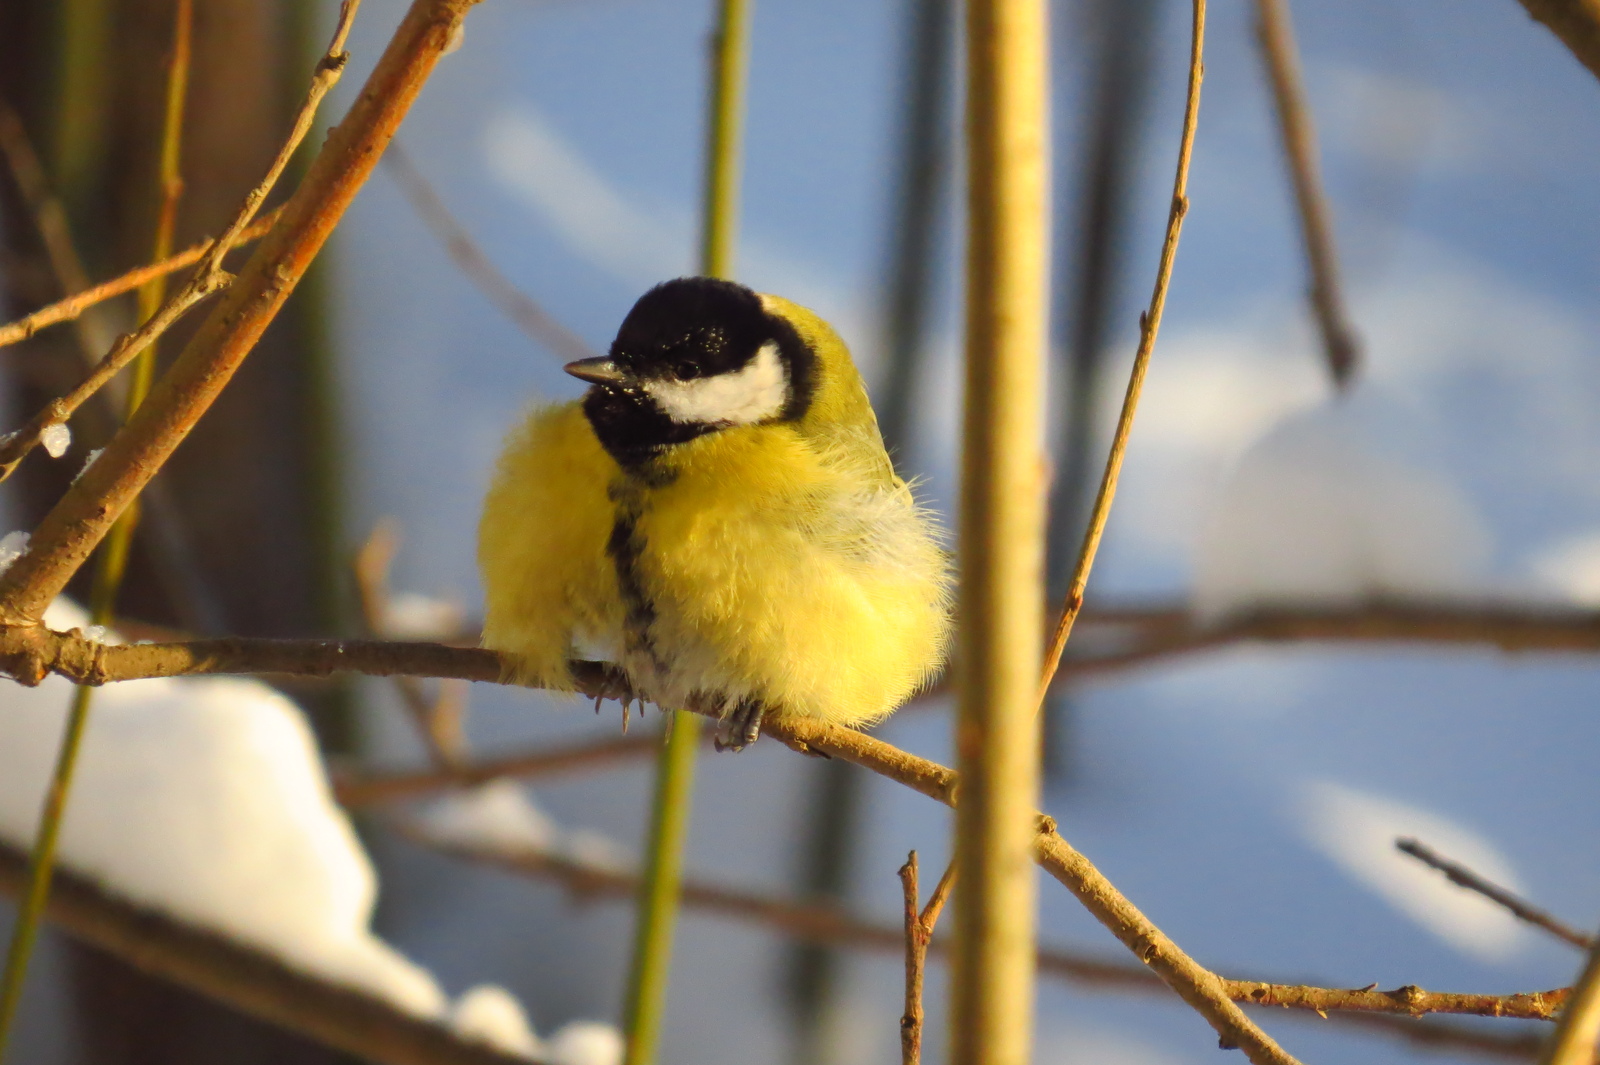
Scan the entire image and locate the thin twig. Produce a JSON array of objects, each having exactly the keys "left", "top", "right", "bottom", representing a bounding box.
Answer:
[
  {"left": 1036, "top": 0, "right": 1207, "bottom": 706},
  {"left": 0, "top": 0, "right": 364, "bottom": 487},
  {"left": 900, "top": 854, "right": 925, "bottom": 1065},
  {"left": 408, "top": 818, "right": 1572, "bottom": 1029},
  {"left": 1398, "top": 838, "right": 1594, "bottom": 950},
  {"left": 354, "top": 519, "right": 467, "bottom": 769},
  {"left": 0, "top": 208, "right": 284, "bottom": 353},
  {"left": 381, "top": 142, "right": 594, "bottom": 364},
  {"left": 0, "top": 0, "right": 480, "bottom": 624},
  {"left": 0, "top": 4, "right": 195, "bottom": 1053},
  {"left": 0, "top": 101, "right": 115, "bottom": 360},
  {"left": 1254, "top": 0, "right": 1359, "bottom": 388},
  {"left": 333, "top": 729, "right": 674, "bottom": 807}
]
